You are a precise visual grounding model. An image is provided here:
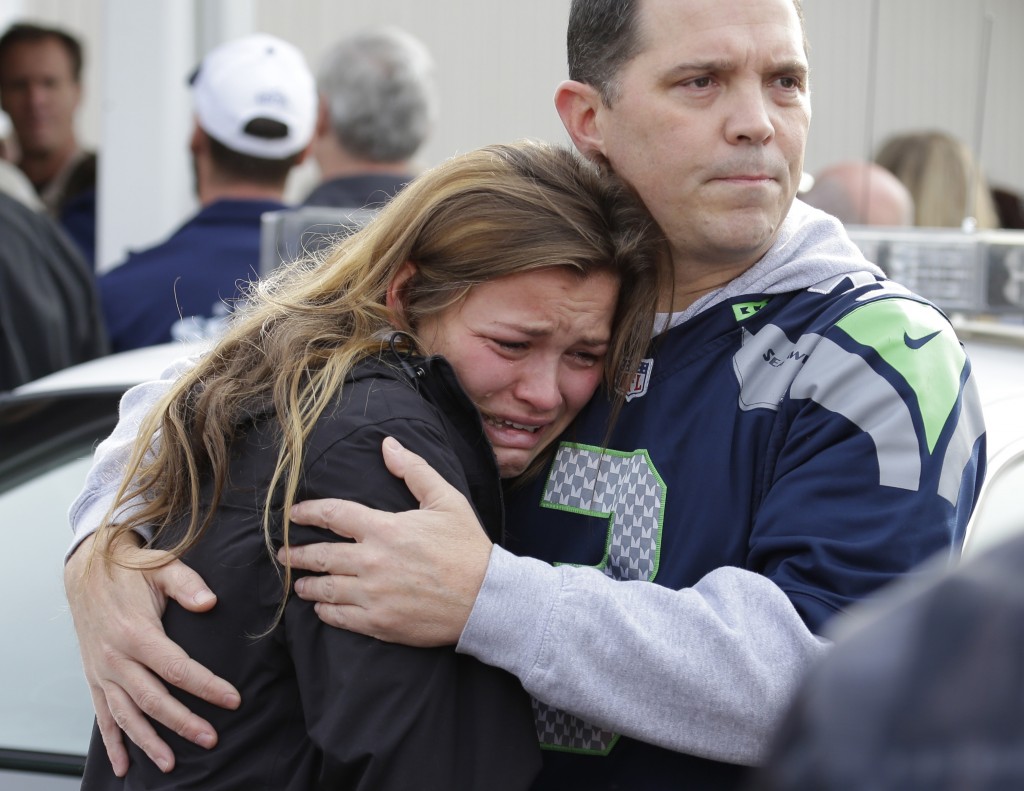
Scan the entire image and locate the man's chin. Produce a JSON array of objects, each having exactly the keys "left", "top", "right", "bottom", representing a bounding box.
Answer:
[{"left": 715, "top": 211, "right": 780, "bottom": 252}]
